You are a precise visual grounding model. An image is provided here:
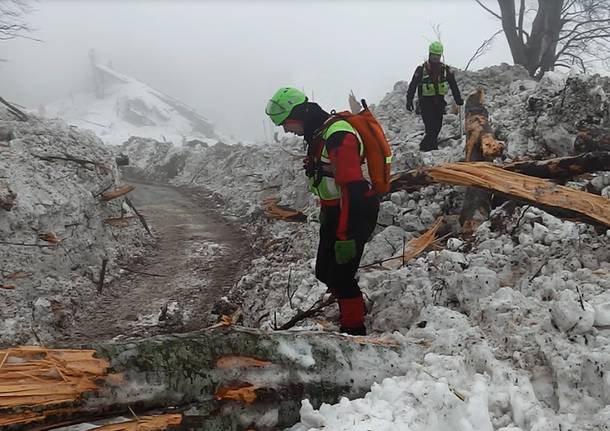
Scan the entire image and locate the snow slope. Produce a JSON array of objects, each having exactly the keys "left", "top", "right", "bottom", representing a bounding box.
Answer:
[
  {"left": 0, "top": 109, "right": 149, "bottom": 346},
  {"left": 45, "top": 64, "right": 224, "bottom": 147}
]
